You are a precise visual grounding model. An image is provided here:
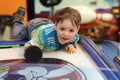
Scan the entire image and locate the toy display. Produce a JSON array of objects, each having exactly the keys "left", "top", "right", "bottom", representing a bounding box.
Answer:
[{"left": 78, "top": 7, "right": 119, "bottom": 43}]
